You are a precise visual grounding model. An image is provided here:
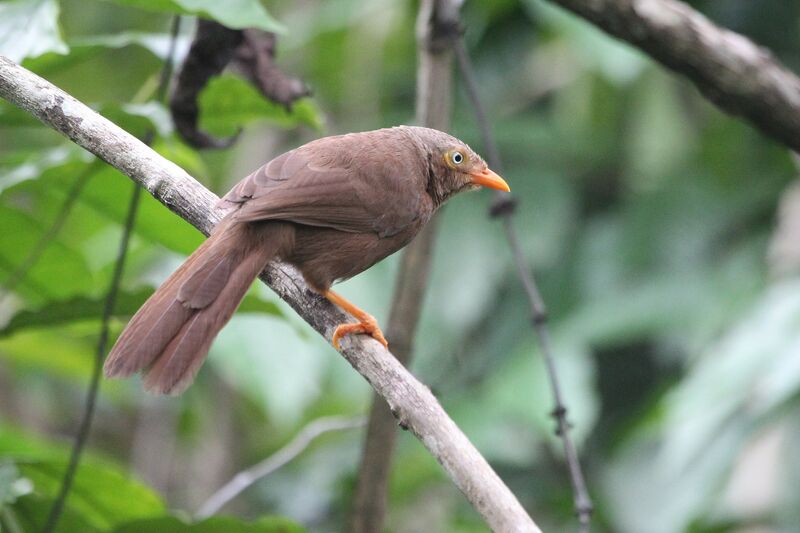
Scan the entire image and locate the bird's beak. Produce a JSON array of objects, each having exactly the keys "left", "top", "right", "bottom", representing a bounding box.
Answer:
[{"left": 470, "top": 168, "right": 510, "bottom": 192}]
